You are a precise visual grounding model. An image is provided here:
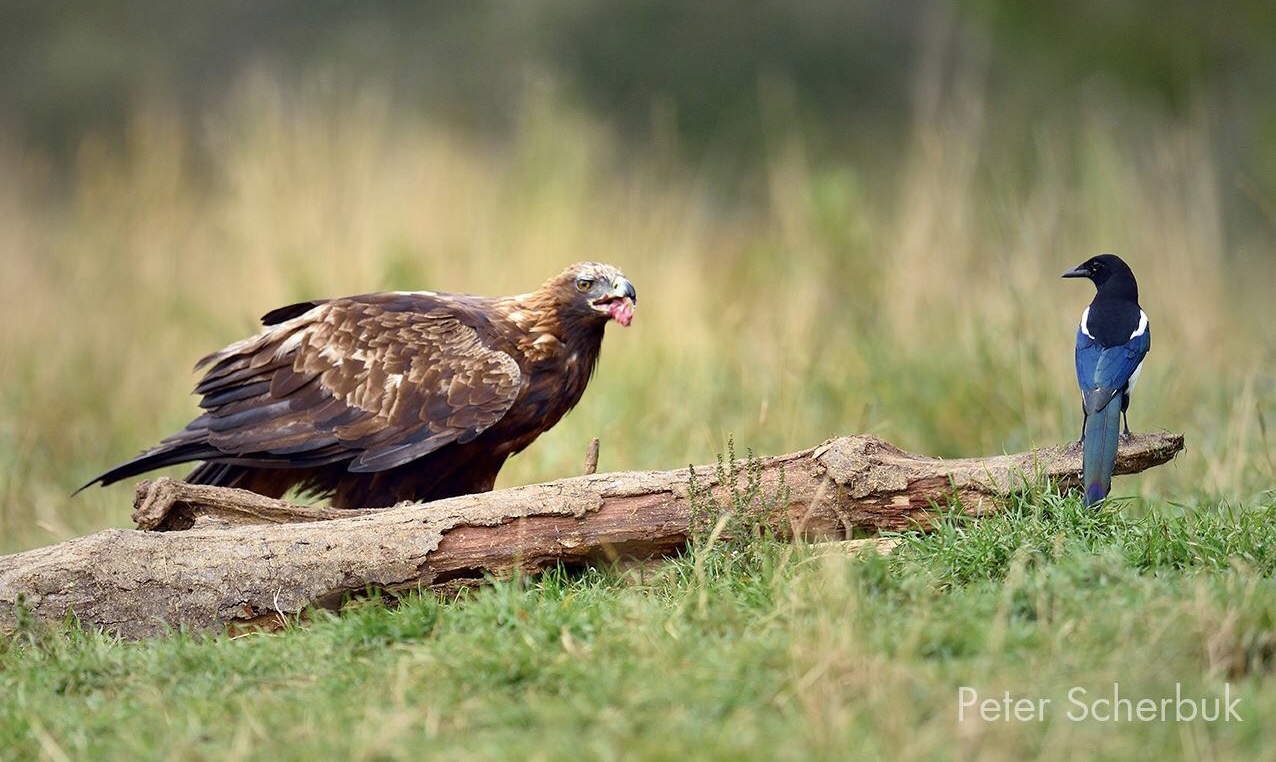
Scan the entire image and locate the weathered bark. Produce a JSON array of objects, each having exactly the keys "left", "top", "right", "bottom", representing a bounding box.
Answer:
[{"left": 0, "top": 432, "right": 1182, "bottom": 639}]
